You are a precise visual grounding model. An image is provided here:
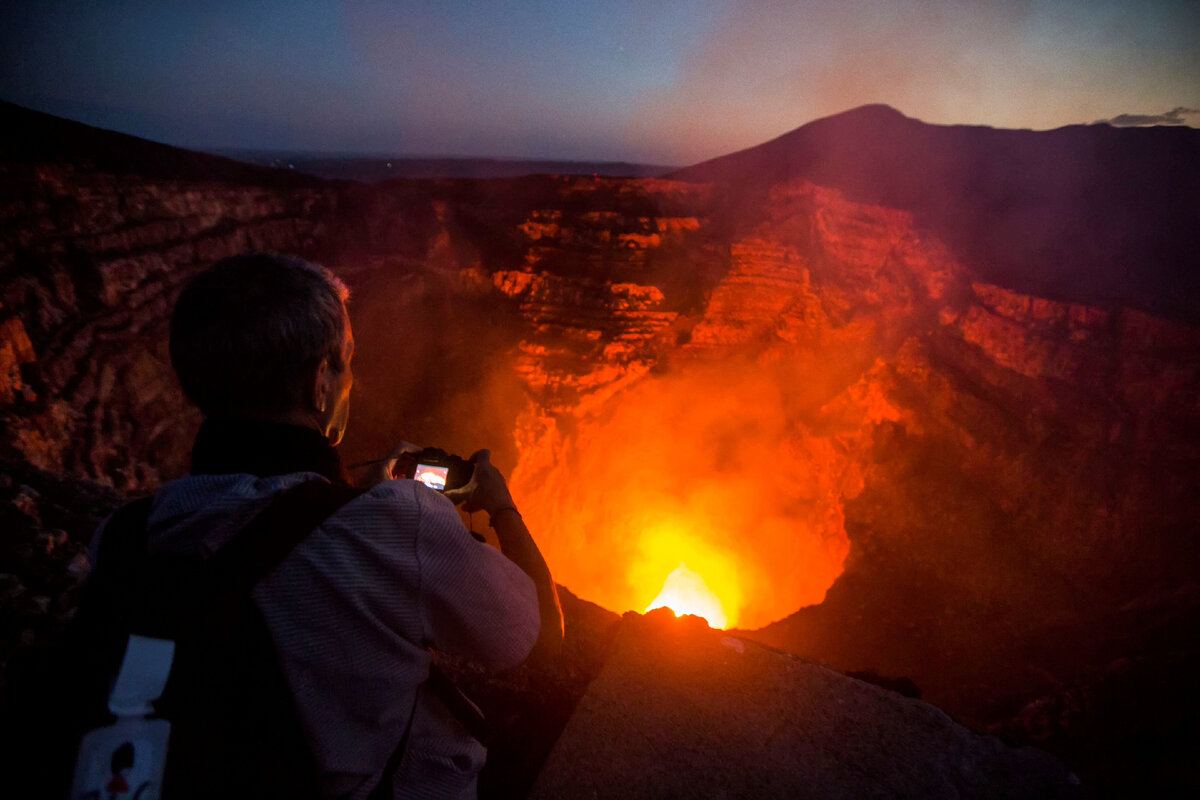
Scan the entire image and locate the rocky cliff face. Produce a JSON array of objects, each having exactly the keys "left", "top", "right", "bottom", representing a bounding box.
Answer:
[
  {"left": 2, "top": 102, "right": 1198, "bottom": 795},
  {"left": 503, "top": 179, "right": 963, "bottom": 629},
  {"left": 0, "top": 157, "right": 341, "bottom": 488}
]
